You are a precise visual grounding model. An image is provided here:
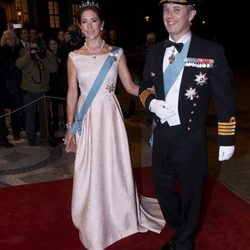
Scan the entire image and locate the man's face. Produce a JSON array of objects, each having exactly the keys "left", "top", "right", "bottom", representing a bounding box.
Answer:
[
  {"left": 20, "top": 30, "right": 29, "bottom": 42},
  {"left": 109, "top": 30, "right": 117, "bottom": 41},
  {"left": 163, "top": 3, "right": 196, "bottom": 40},
  {"left": 30, "top": 29, "right": 37, "bottom": 42}
]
